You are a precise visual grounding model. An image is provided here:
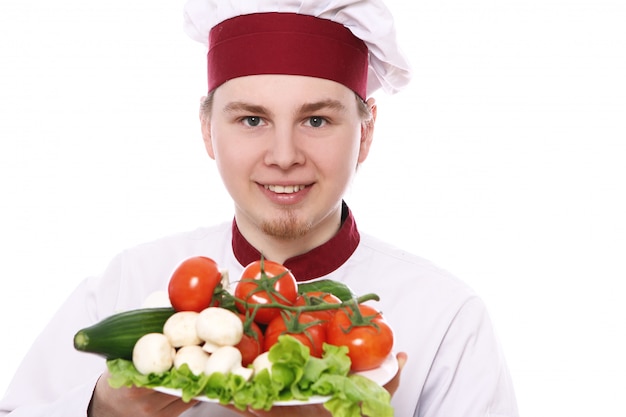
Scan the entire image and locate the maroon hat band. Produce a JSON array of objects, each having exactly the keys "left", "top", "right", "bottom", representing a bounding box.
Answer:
[{"left": 207, "top": 12, "right": 369, "bottom": 99}]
